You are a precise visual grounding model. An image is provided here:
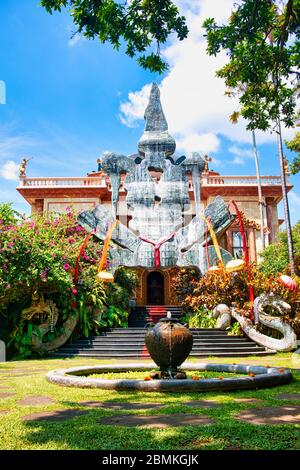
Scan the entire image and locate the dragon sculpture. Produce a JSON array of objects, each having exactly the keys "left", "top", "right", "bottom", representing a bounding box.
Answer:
[
  {"left": 22, "top": 292, "right": 79, "bottom": 353},
  {"left": 213, "top": 293, "right": 297, "bottom": 352}
]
